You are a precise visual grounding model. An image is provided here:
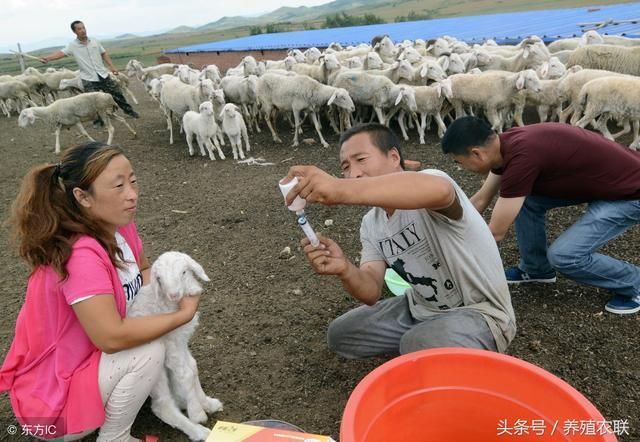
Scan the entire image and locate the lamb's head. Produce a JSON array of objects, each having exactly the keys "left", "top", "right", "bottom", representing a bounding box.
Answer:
[
  {"left": 150, "top": 251, "right": 210, "bottom": 303},
  {"left": 199, "top": 78, "right": 215, "bottom": 99},
  {"left": 288, "top": 49, "right": 306, "bottom": 63},
  {"left": 365, "top": 52, "right": 384, "bottom": 70},
  {"left": 394, "top": 86, "right": 417, "bottom": 112},
  {"left": 199, "top": 101, "right": 214, "bottom": 116},
  {"left": 420, "top": 60, "right": 447, "bottom": 82},
  {"left": 220, "top": 103, "right": 240, "bottom": 120},
  {"left": 580, "top": 30, "right": 604, "bottom": 46},
  {"left": 400, "top": 47, "right": 422, "bottom": 65},
  {"left": 516, "top": 69, "right": 541, "bottom": 93},
  {"left": 18, "top": 108, "right": 37, "bottom": 128},
  {"left": 284, "top": 56, "right": 297, "bottom": 71},
  {"left": 211, "top": 88, "right": 225, "bottom": 106},
  {"left": 304, "top": 47, "right": 321, "bottom": 64},
  {"left": 346, "top": 57, "right": 363, "bottom": 69},
  {"left": 327, "top": 88, "right": 355, "bottom": 113}
]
